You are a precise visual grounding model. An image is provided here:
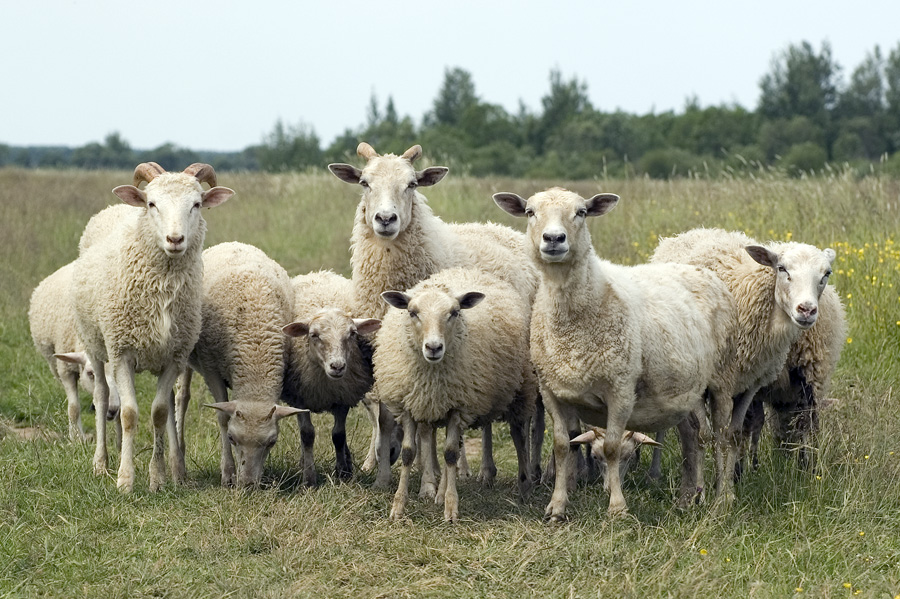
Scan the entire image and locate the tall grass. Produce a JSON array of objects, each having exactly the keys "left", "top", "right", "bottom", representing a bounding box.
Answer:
[{"left": 0, "top": 167, "right": 898, "bottom": 598}]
